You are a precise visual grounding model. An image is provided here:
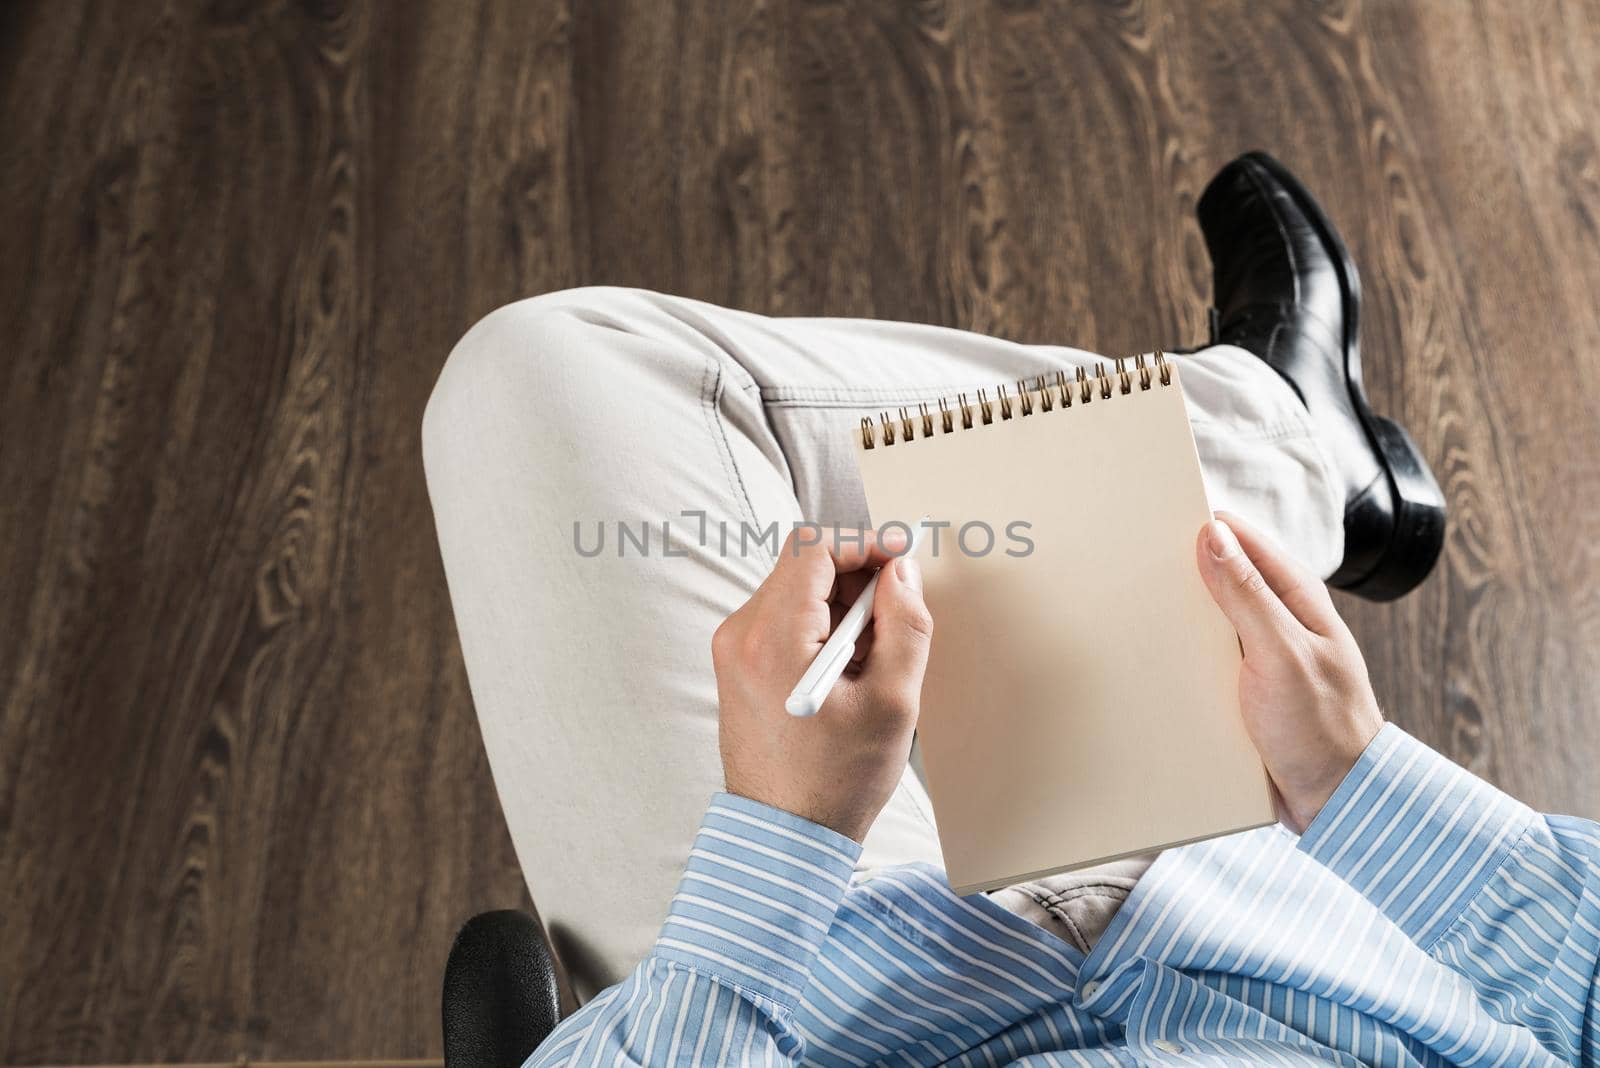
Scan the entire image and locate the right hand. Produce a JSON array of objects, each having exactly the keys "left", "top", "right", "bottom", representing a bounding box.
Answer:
[
  {"left": 1196, "top": 512, "right": 1385, "bottom": 833},
  {"left": 712, "top": 527, "right": 934, "bottom": 843}
]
